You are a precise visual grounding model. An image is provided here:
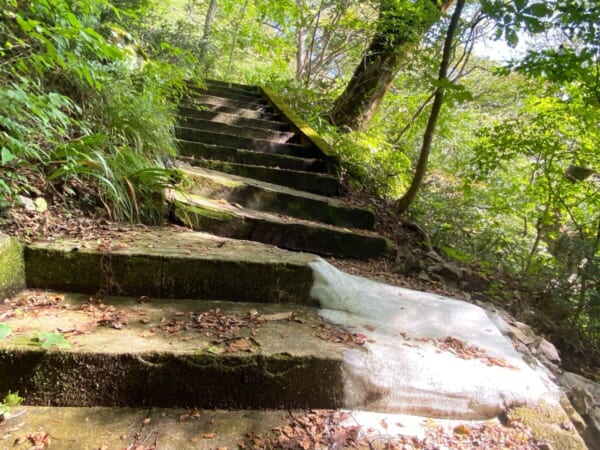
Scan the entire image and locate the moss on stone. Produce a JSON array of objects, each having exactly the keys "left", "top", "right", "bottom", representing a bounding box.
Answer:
[
  {"left": 506, "top": 400, "right": 587, "bottom": 449},
  {"left": 0, "top": 348, "right": 342, "bottom": 409},
  {"left": 0, "top": 233, "right": 25, "bottom": 299},
  {"left": 260, "top": 86, "right": 340, "bottom": 173},
  {"left": 176, "top": 201, "right": 236, "bottom": 222}
]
